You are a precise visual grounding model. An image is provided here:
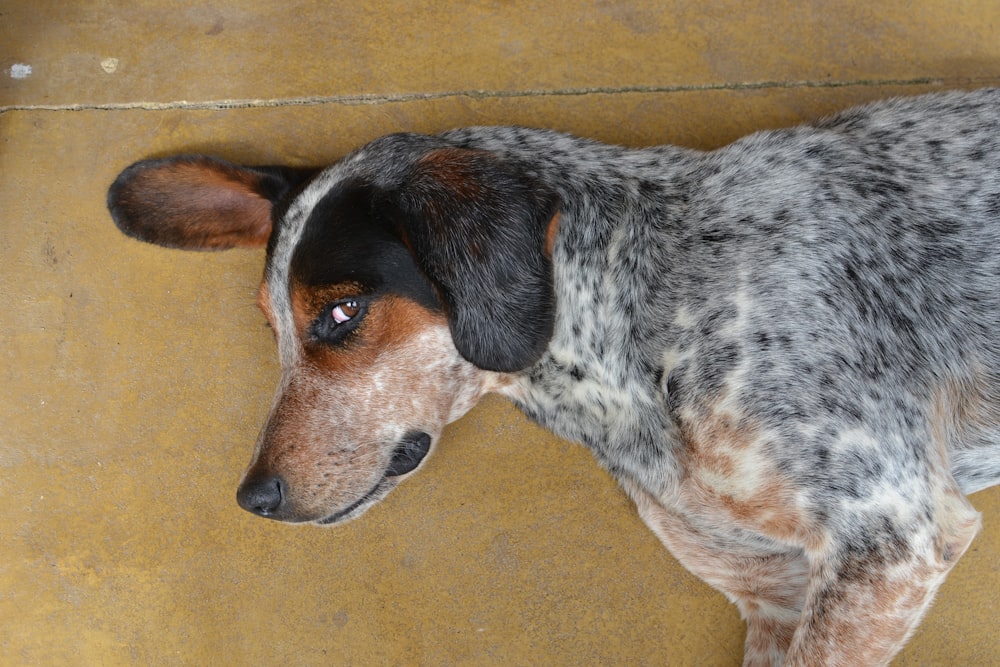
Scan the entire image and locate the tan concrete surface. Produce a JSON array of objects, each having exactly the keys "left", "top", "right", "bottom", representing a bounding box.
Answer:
[{"left": 2, "top": 2, "right": 999, "bottom": 665}]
